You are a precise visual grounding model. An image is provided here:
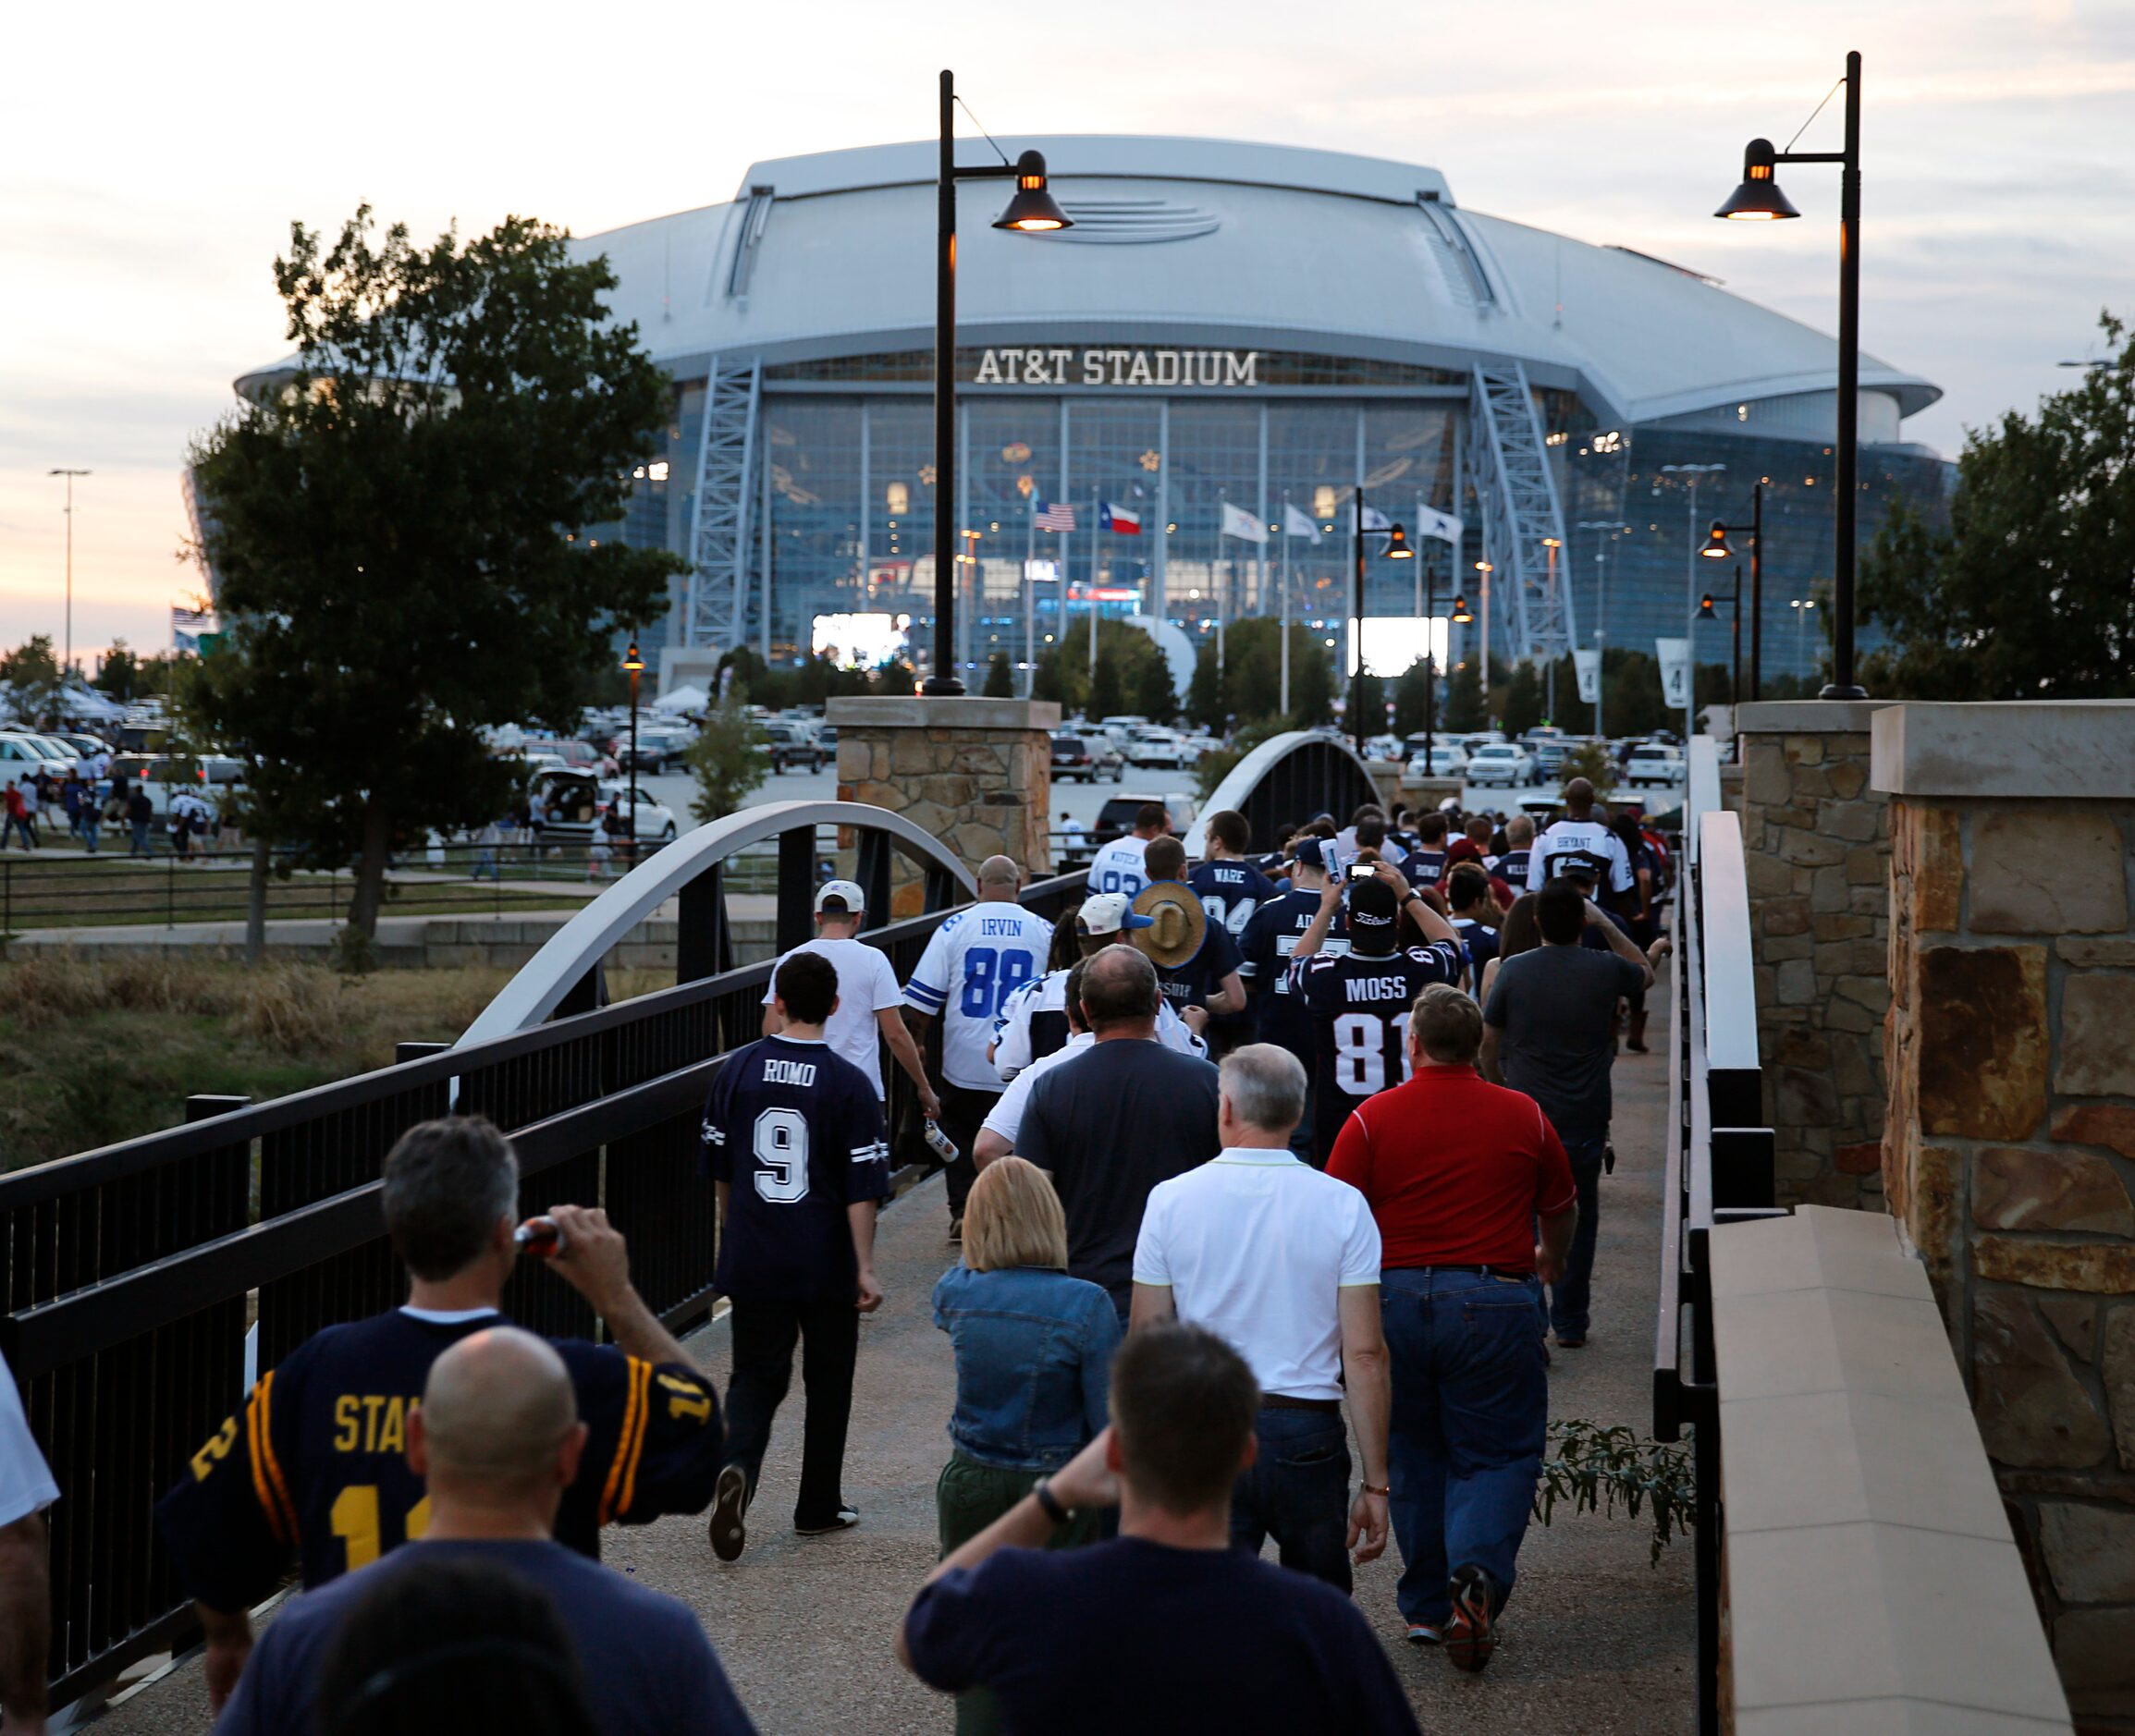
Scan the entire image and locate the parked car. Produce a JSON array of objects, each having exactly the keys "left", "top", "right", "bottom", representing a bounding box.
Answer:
[
  {"left": 1405, "top": 743, "right": 1467, "bottom": 780},
  {"left": 1050, "top": 732, "right": 1123, "bottom": 784},
  {"left": 1466, "top": 742, "right": 1538, "bottom": 788},
  {"left": 1090, "top": 792, "right": 1198, "bottom": 848},
  {"left": 594, "top": 779, "right": 679, "bottom": 842},
  {"left": 1624, "top": 743, "right": 1687, "bottom": 788},
  {"left": 1125, "top": 729, "right": 1199, "bottom": 771},
  {"left": 759, "top": 722, "right": 824, "bottom": 773}
]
